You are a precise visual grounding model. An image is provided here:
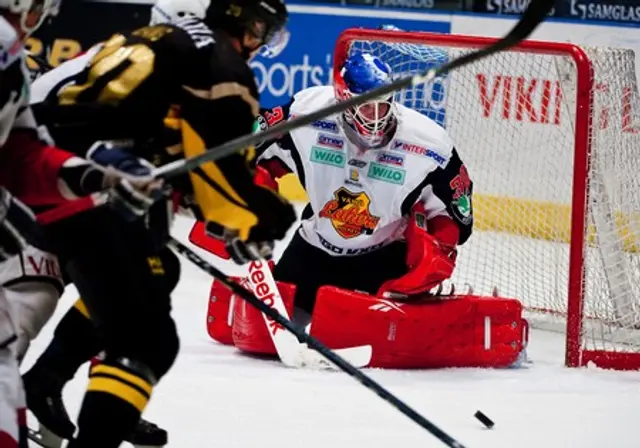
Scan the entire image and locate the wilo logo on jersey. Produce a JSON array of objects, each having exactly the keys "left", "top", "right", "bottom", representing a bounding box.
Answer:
[
  {"left": 311, "top": 147, "right": 345, "bottom": 168},
  {"left": 377, "top": 152, "right": 404, "bottom": 166},
  {"left": 392, "top": 140, "right": 447, "bottom": 165},
  {"left": 317, "top": 134, "right": 344, "bottom": 149},
  {"left": 367, "top": 163, "right": 406, "bottom": 185},
  {"left": 311, "top": 120, "right": 339, "bottom": 134}
]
